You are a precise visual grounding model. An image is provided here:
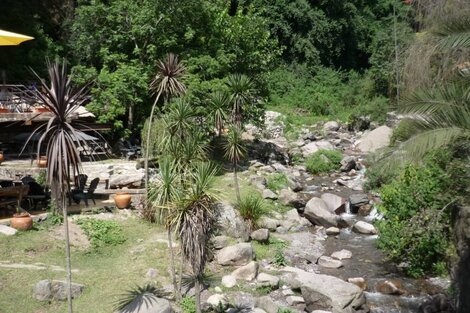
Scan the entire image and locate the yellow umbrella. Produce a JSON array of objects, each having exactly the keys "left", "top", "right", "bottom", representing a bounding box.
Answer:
[{"left": 0, "top": 29, "right": 34, "bottom": 46}]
